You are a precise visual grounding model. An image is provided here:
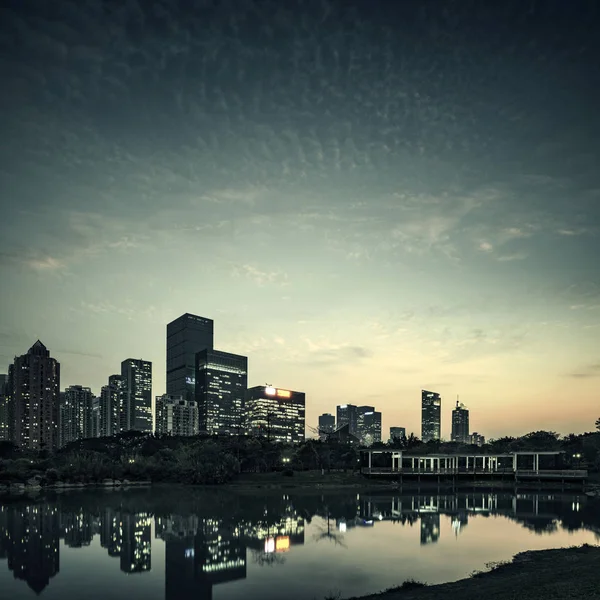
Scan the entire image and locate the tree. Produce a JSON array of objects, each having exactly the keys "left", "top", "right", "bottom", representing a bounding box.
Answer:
[{"left": 595, "top": 418, "right": 600, "bottom": 431}]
